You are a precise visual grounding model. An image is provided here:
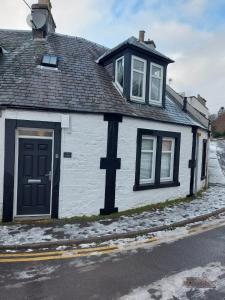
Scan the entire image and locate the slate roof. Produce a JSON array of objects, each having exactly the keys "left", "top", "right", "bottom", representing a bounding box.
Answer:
[
  {"left": 0, "top": 29, "right": 203, "bottom": 128},
  {"left": 97, "top": 36, "right": 174, "bottom": 63}
]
